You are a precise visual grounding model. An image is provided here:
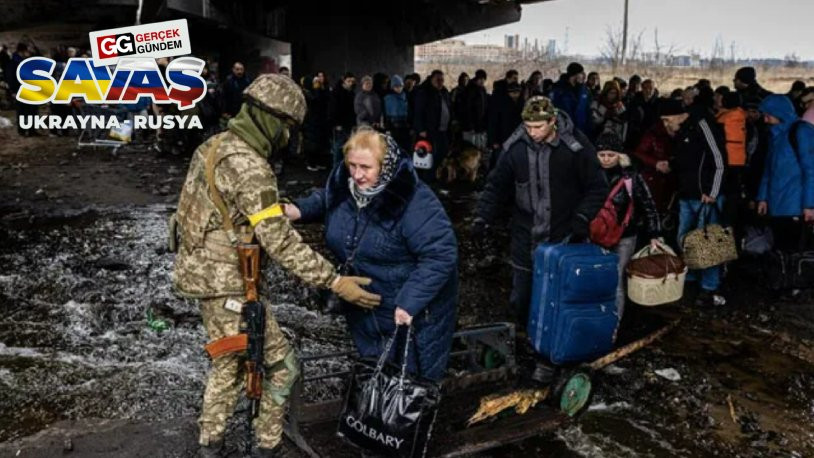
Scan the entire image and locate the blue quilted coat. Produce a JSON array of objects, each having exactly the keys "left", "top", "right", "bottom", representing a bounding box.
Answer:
[{"left": 295, "top": 157, "right": 458, "bottom": 381}]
